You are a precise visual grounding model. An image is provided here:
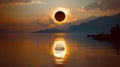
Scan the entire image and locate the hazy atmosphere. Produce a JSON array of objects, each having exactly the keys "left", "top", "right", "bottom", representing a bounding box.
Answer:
[
  {"left": 0, "top": 0, "right": 120, "bottom": 32},
  {"left": 0, "top": 0, "right": 120, "bottom": 67}
]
